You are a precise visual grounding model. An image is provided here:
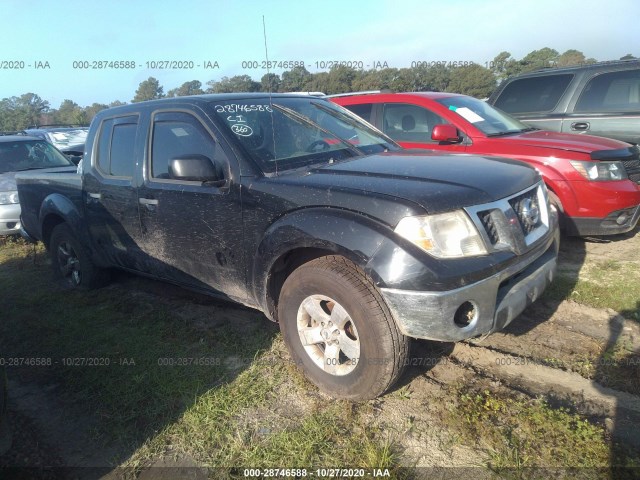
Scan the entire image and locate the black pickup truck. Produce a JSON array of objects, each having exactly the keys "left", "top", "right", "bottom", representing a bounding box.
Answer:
[{"left": 16, "top": 94, "right": 560, "bottom": 400}]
